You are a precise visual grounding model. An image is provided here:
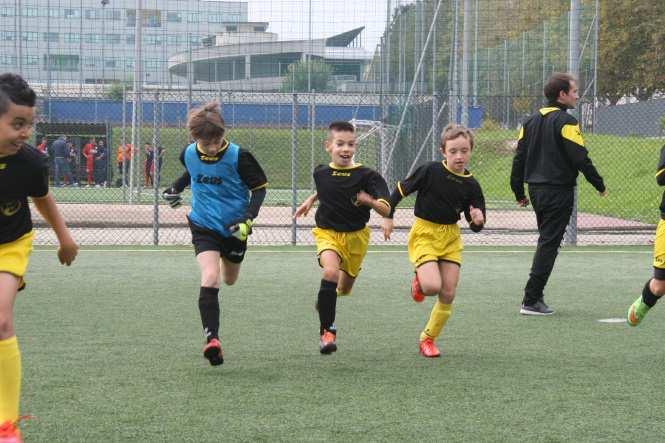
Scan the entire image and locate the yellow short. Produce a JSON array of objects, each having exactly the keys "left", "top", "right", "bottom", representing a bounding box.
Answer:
[
  {"left": 408, "top": 217, "right": 463, "bottom": 268},
  {"left": 653, "top": 219, "right": 665, "bottom": 270},
  {"left": 0, "top": 230, "right": 34, "bottom": 290},
  {"left": 312, "top": 226, "right": 370, "bottom": 278}
]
